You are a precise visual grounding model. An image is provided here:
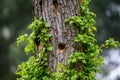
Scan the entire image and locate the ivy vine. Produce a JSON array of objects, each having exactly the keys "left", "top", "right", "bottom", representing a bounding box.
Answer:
[
  {"left": 16, "top": 18, "right": 52, "bottom": 80},
  {"left": 15, "top": 0, "right": 120, "bottom": 80}
]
